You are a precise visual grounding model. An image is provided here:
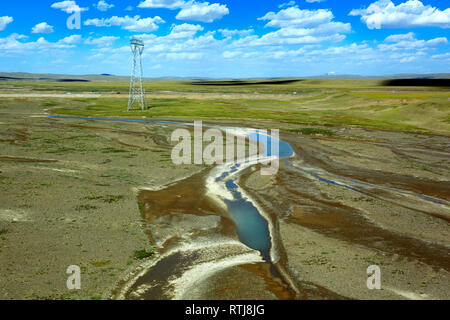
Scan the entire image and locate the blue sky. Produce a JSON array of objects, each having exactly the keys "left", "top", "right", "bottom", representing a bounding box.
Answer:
[{"left": 0, "top": 0, "right": 449, "bottom": 77}]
